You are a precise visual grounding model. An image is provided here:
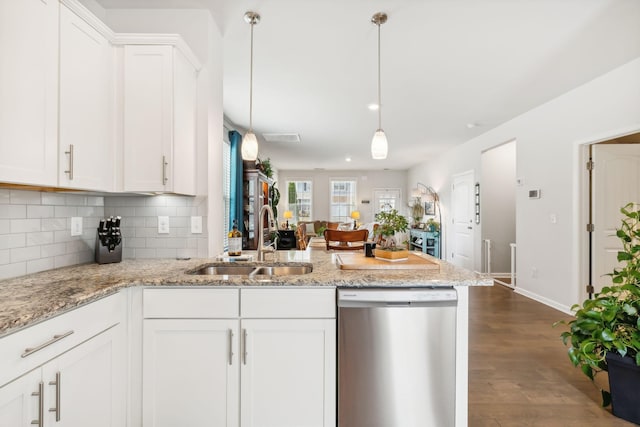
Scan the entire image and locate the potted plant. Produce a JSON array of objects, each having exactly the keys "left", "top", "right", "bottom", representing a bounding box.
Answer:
[
  {"left": 557, "top": 203, "right": 640, "bottom": 424},
  {"left": 373, "top": 209, "right": 409, "bottom": 260},
  {"left": 426, "top": 218, "right": 440, "bottom": 233}
]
